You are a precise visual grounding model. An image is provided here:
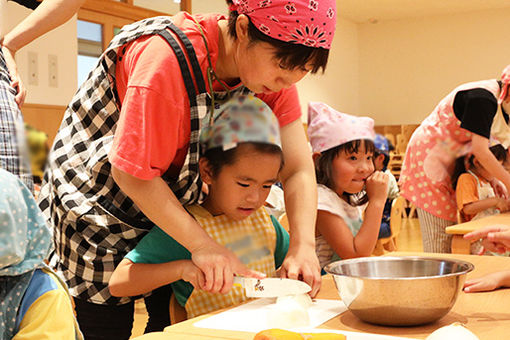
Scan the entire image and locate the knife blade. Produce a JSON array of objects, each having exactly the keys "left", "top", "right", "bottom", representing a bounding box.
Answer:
[{"left": 233, "top": 277, "right": 311, "bottom": 298}]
